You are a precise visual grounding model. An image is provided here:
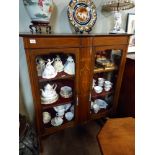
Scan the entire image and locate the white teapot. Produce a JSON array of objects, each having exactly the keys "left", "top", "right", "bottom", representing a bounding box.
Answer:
[
  {"left": 53, "top": 55, "right": 64, "bottom": 72},
  {"left": 40, "top": 83, "right": 58, "bottom": 104},
  {"left": 42, "top": 59, "right": 57, "bottom": 79},
  {"left": 64, "top": 56, "right": 75, "bottom": 75}
]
